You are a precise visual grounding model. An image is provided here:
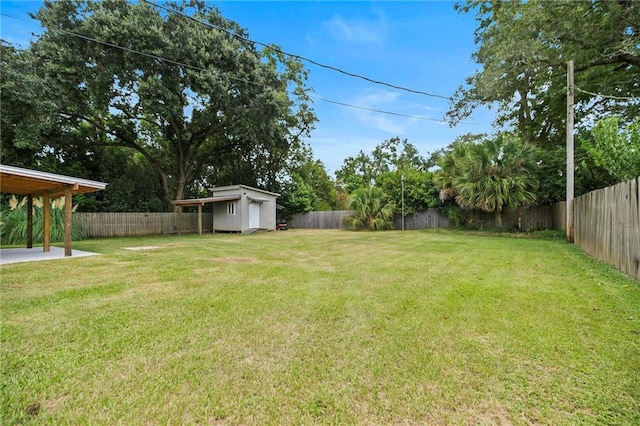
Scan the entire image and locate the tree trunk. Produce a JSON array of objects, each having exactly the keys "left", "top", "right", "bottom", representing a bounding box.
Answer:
[{"left": 495, "top": 210, "right": 503, "bottom": 229}]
